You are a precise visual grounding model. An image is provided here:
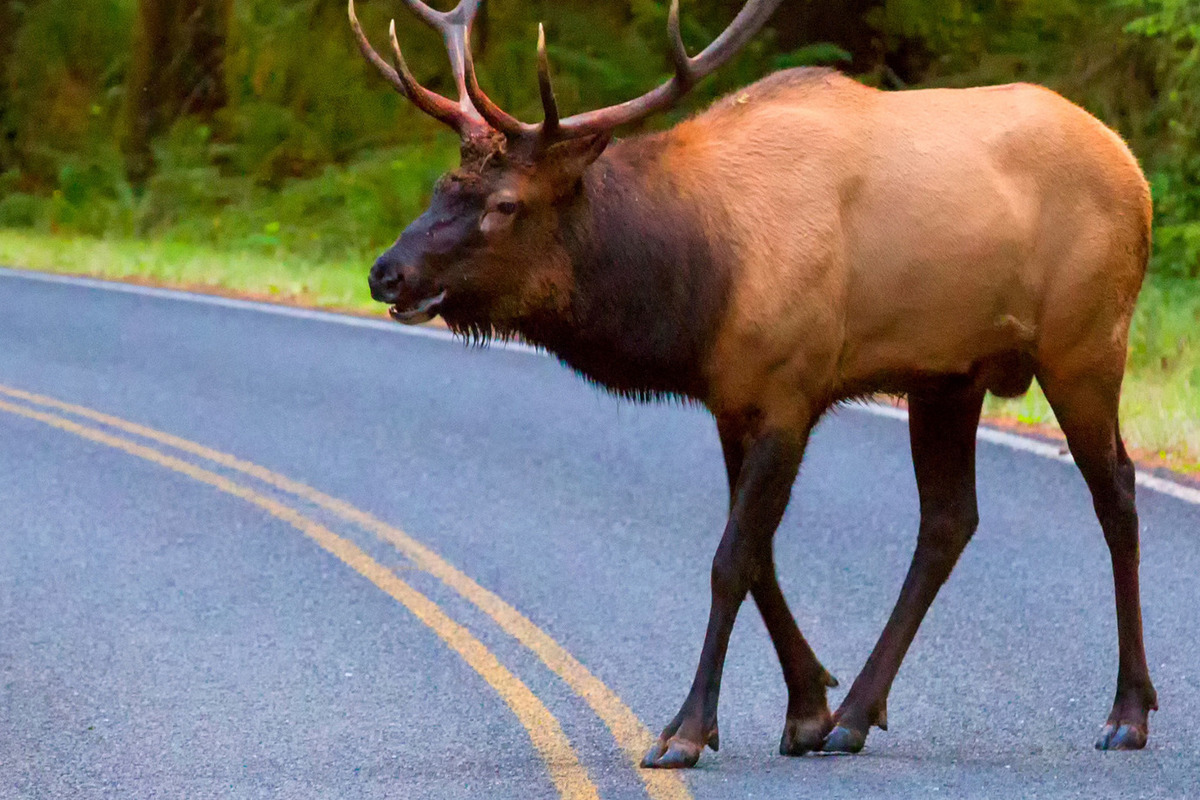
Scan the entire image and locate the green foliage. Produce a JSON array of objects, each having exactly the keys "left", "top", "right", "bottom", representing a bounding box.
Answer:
[
  {"left": 877, "top": 0, "right": 1089, "bottom": 70},
  {"left": 0, "top": 0, "right": 1197, "bottom": 283},
  {"left": 773, "top": 43, "right": 854, "bottom": 70},
  {"left": 1117, "top": 0, "right": 1200, "bottom": 278},
  {"left": 1129, "top": 278, "right": 1200, "bottom": 380},
  {"left": 0, "top": 0, "right": 854, "bottom": 255},
  {"left": 3, "top": 0, "right": 133, "bottom": 182}
]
